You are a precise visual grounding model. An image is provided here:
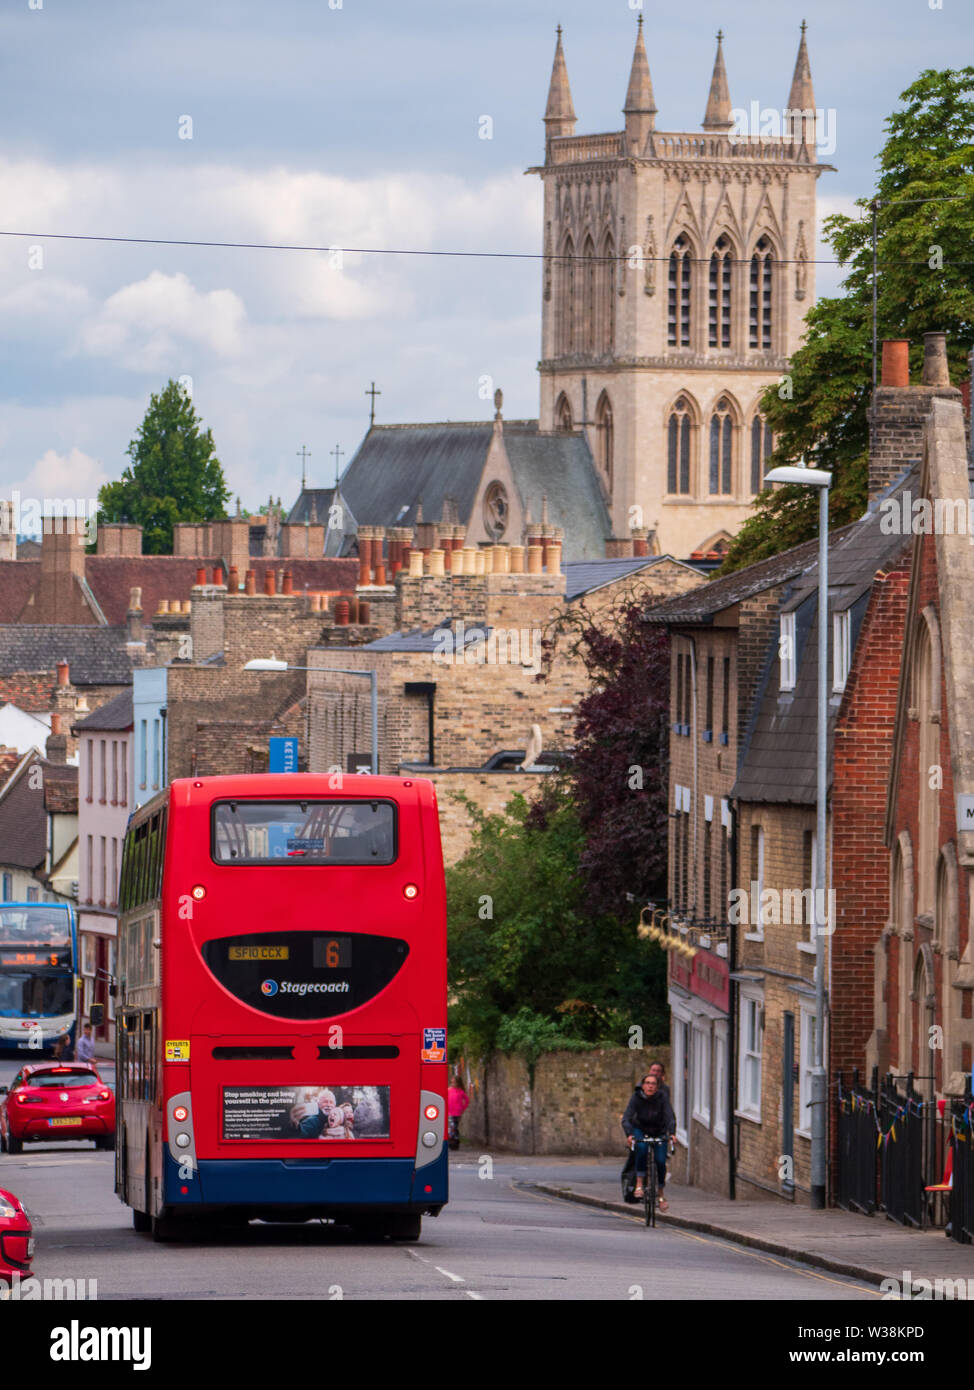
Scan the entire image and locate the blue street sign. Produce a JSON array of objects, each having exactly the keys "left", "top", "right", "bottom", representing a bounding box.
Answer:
[{"left": 269, "top": 737, "right": 298, "bottom": 773}]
